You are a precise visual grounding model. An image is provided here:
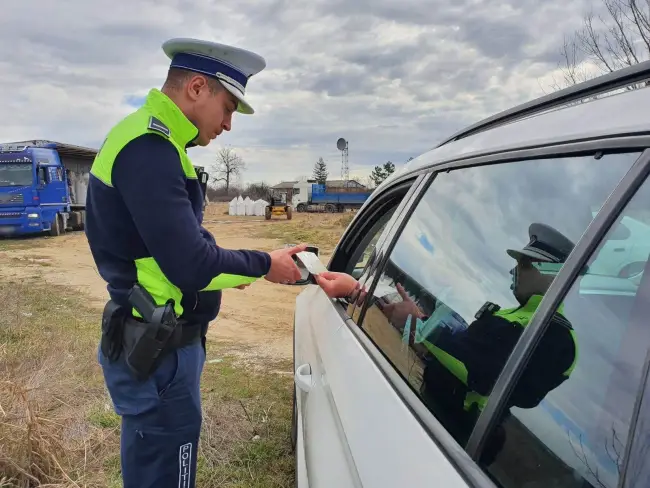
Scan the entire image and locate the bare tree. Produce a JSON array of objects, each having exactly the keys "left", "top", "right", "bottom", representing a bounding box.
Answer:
[
  {"left": 245, "top": 181, "right": 271, "bottom": 200},
  {"left": 550, "top": 0, "right": 650, "bottom": 91},
  {"left": 211, "top": 147, "right": 246, "bottom": 192}
]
